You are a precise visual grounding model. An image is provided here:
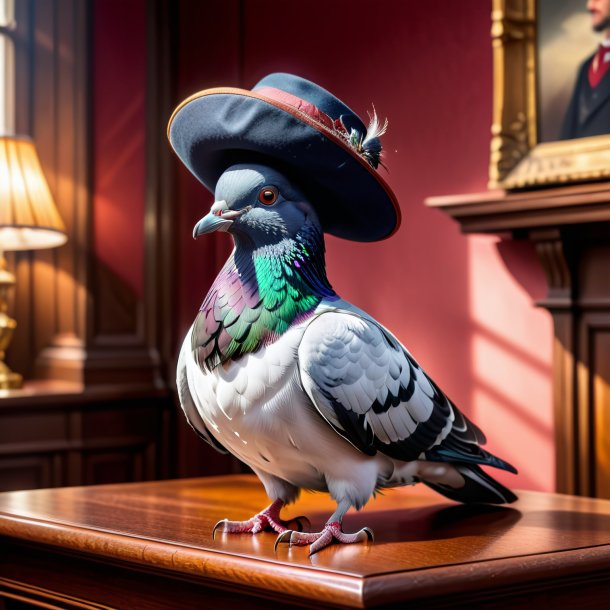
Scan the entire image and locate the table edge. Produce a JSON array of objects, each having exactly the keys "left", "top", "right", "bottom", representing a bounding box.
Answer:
[
  {"left": 363, "top": 543, "right": 610, "bottom": 605},
  {"left": 0, "top": 513, "right": 364, "bottom": 608},
  {"left": 4, "top": 506, "right": 610, "bottom": 608}
]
